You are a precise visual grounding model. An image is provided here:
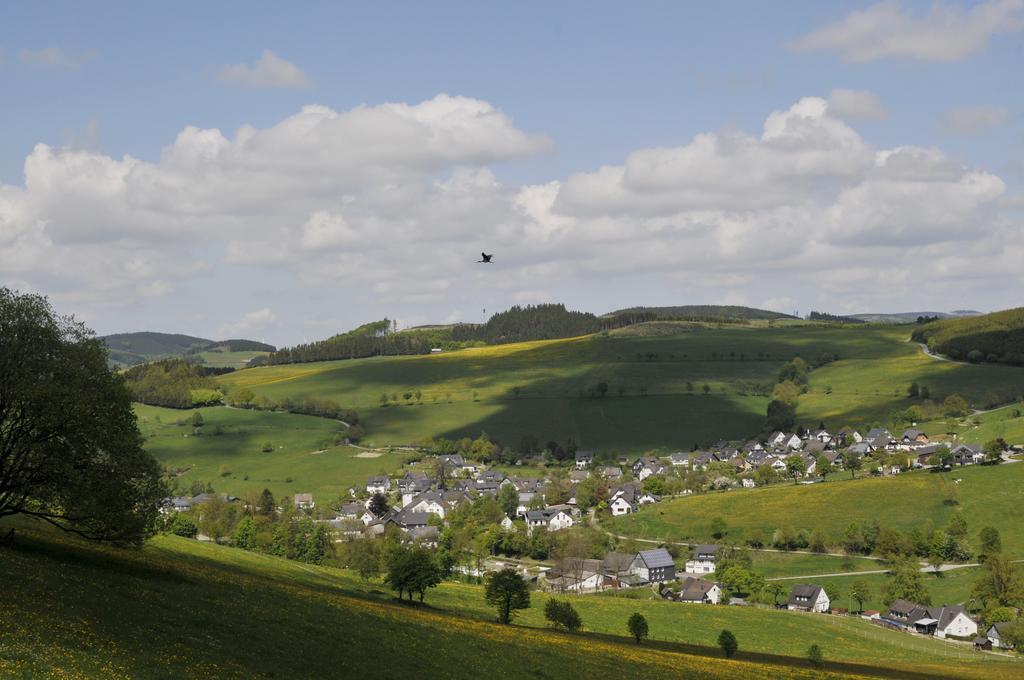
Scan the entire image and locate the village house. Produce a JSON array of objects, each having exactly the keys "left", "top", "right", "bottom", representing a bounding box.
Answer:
[
  {"left": 293, "top": 493, "right": 315, "bottom": 510},
  {"left": 987, "top": 622, "right": 1015, "bottom": 649},
  {"left": 885, "top": 600, "right": 978, "bottom": 639},
  {"left": 787, "top": 584, "right": 830, "bottom": 613},
  {"left": 685, "top": 544, "right": 720, "bottom": 574},
  {"left": 633, "top": 456, "right": 665, "bottom": 480},
  {"left": 366, "top": 475, "right": 391, "bottom": 495},
  {"left": 838, "top": 427, "right": 863, "bottom": 445},
  {"left": 630, "top": 548, "right": 676, "bottom": 584},
  {"left": 901, "top": 429, "right": 930, "bottom": 446},
  {"left": 574, "top": 450, "right": 594, "bottom": 469},
  {"left": 691, "top": 451, "right": 718, "bottom": 471},
  {"left": 525, "top": 507, "right": 574, "bottom": 534},
  {"left": 546, "top": 558, "right": 604, "bottom": 593},
  {"left": 610, "top": 494, "right": 635, "bottom": 516},
  {"left": 951, "top": 443, "right": 985, "bottom": 466},
  {"left": 669, "top": 451, "right": 690, "bottom": 467},
  {"left": 601, "top": 552, "right": 635, "bottom": 585},
  {"left": 163, "top": 496, "right": 193, "bottom": 513},
  {"left": 678, "top": 576, "right": 722, "bottom": 604},
  {"left": 599, "top": 465, "right": 623, "bottom": 482}
]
